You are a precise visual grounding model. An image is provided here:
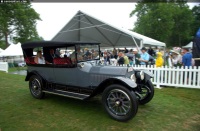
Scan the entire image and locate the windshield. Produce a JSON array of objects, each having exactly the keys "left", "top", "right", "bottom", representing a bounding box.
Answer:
[{"left": 76, "top": 44, "right": 100, "bottom": 62}]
